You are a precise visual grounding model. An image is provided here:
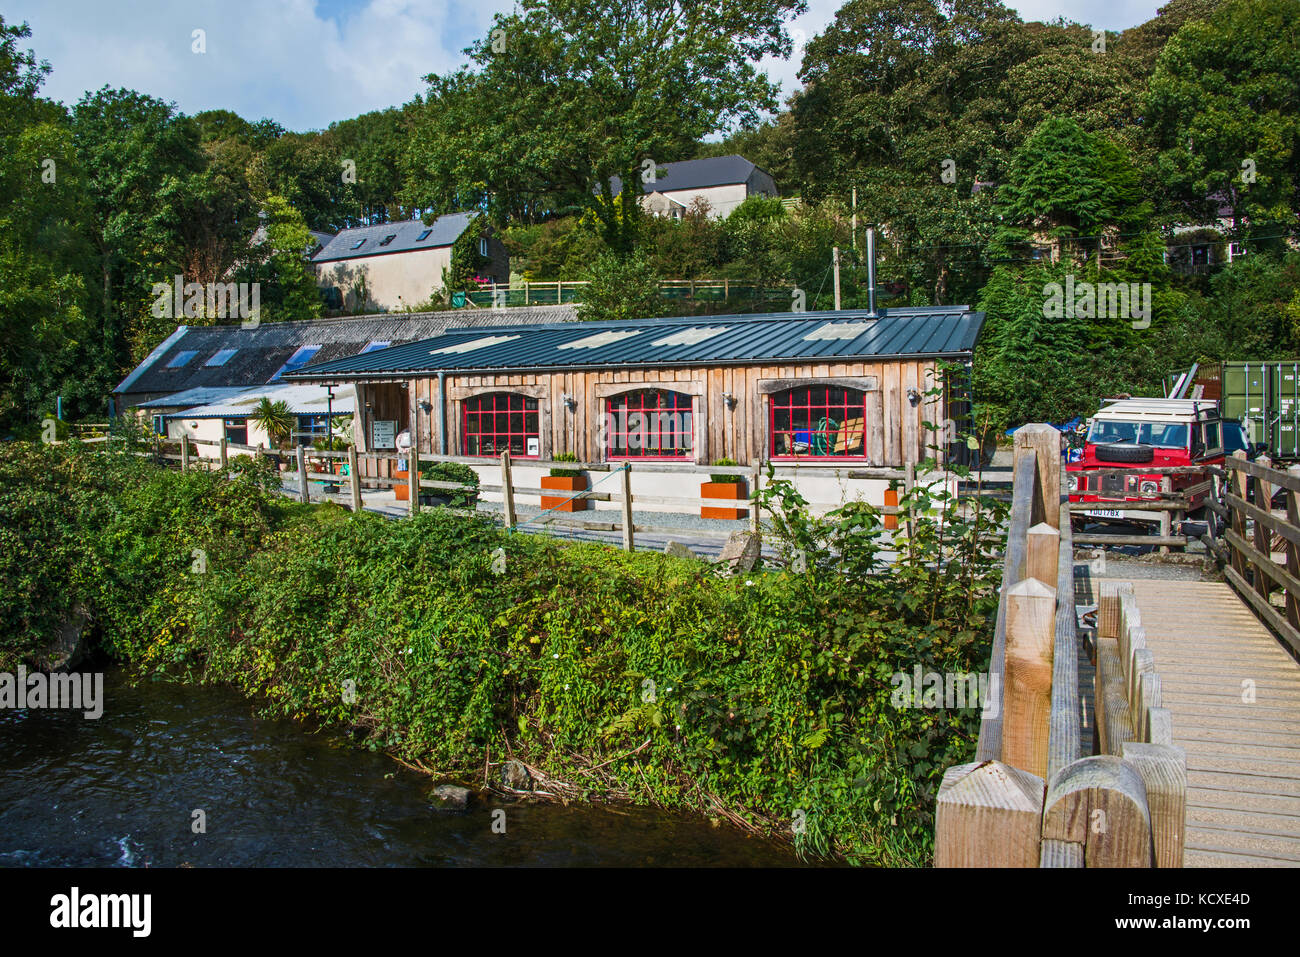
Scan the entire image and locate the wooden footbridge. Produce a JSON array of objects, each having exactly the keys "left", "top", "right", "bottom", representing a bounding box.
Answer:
[{"left": 936, "top": 425, "right": 1300, "bottom": 867}]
